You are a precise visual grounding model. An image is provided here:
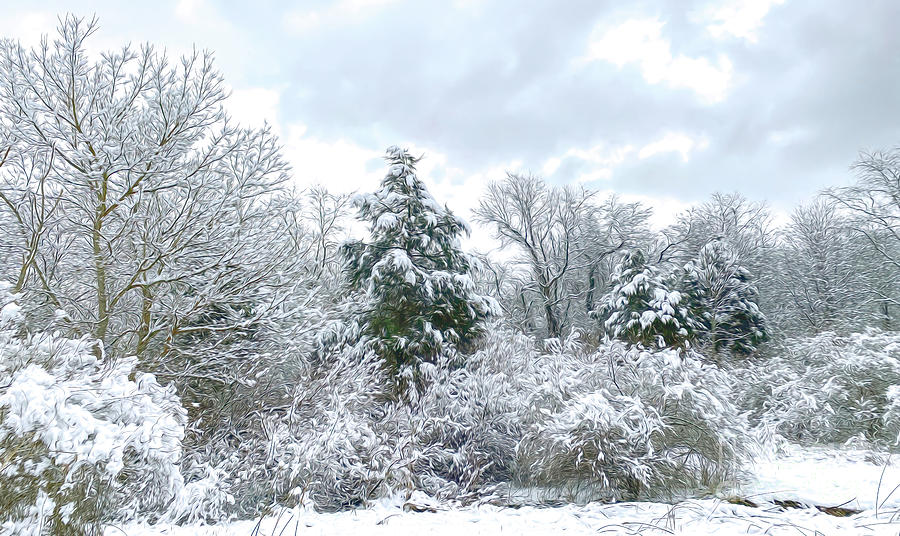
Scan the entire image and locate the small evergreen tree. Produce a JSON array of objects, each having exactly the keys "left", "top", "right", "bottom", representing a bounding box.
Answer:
[
  {"left": 595, "top": 249, "right": 694, "bottom": 349},
  {"left": 681, "top": 240, "right": 767, "bottom": 356},
  {"left": 342, "top": 147, "right": 498, "bottom": 389}
]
